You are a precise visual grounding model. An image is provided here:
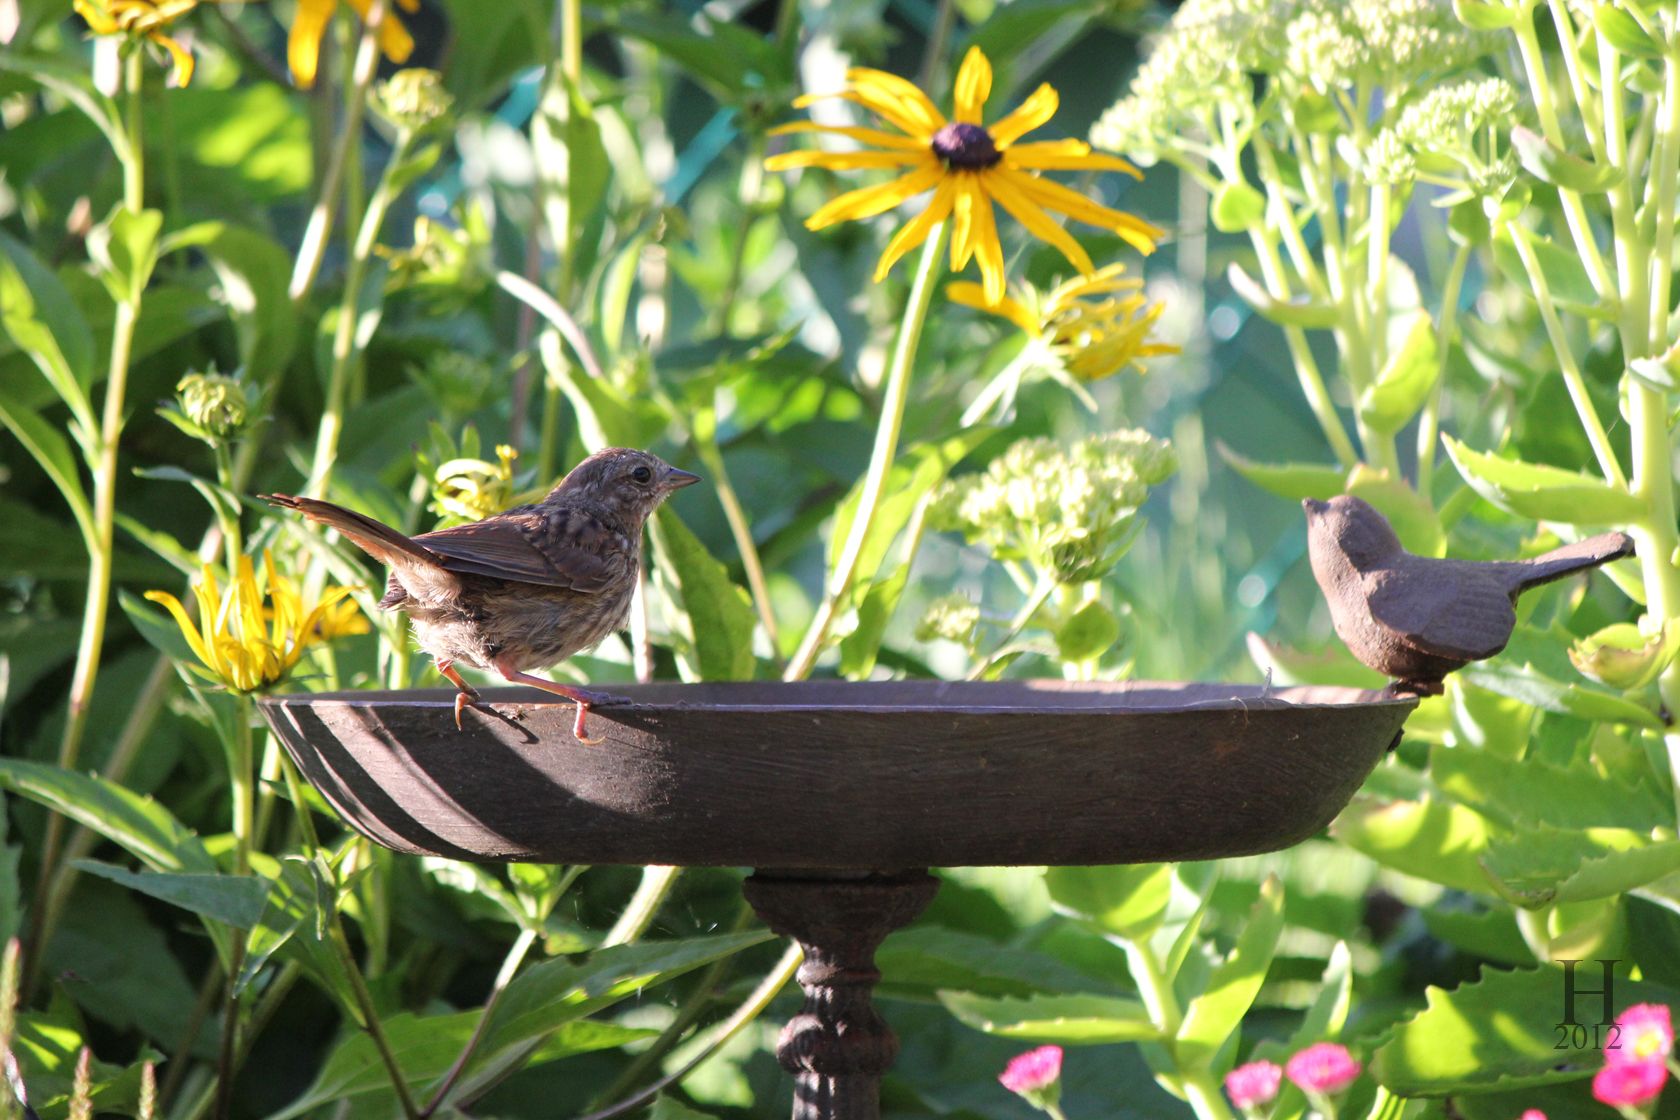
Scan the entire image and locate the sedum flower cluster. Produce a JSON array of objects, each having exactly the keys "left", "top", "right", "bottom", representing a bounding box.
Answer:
[
  {"left": 915, "top": 593, "right": 982, "bottom": 644},
  {"left": 933, "top": 430, "right": 1176, "bottom": 585}
]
